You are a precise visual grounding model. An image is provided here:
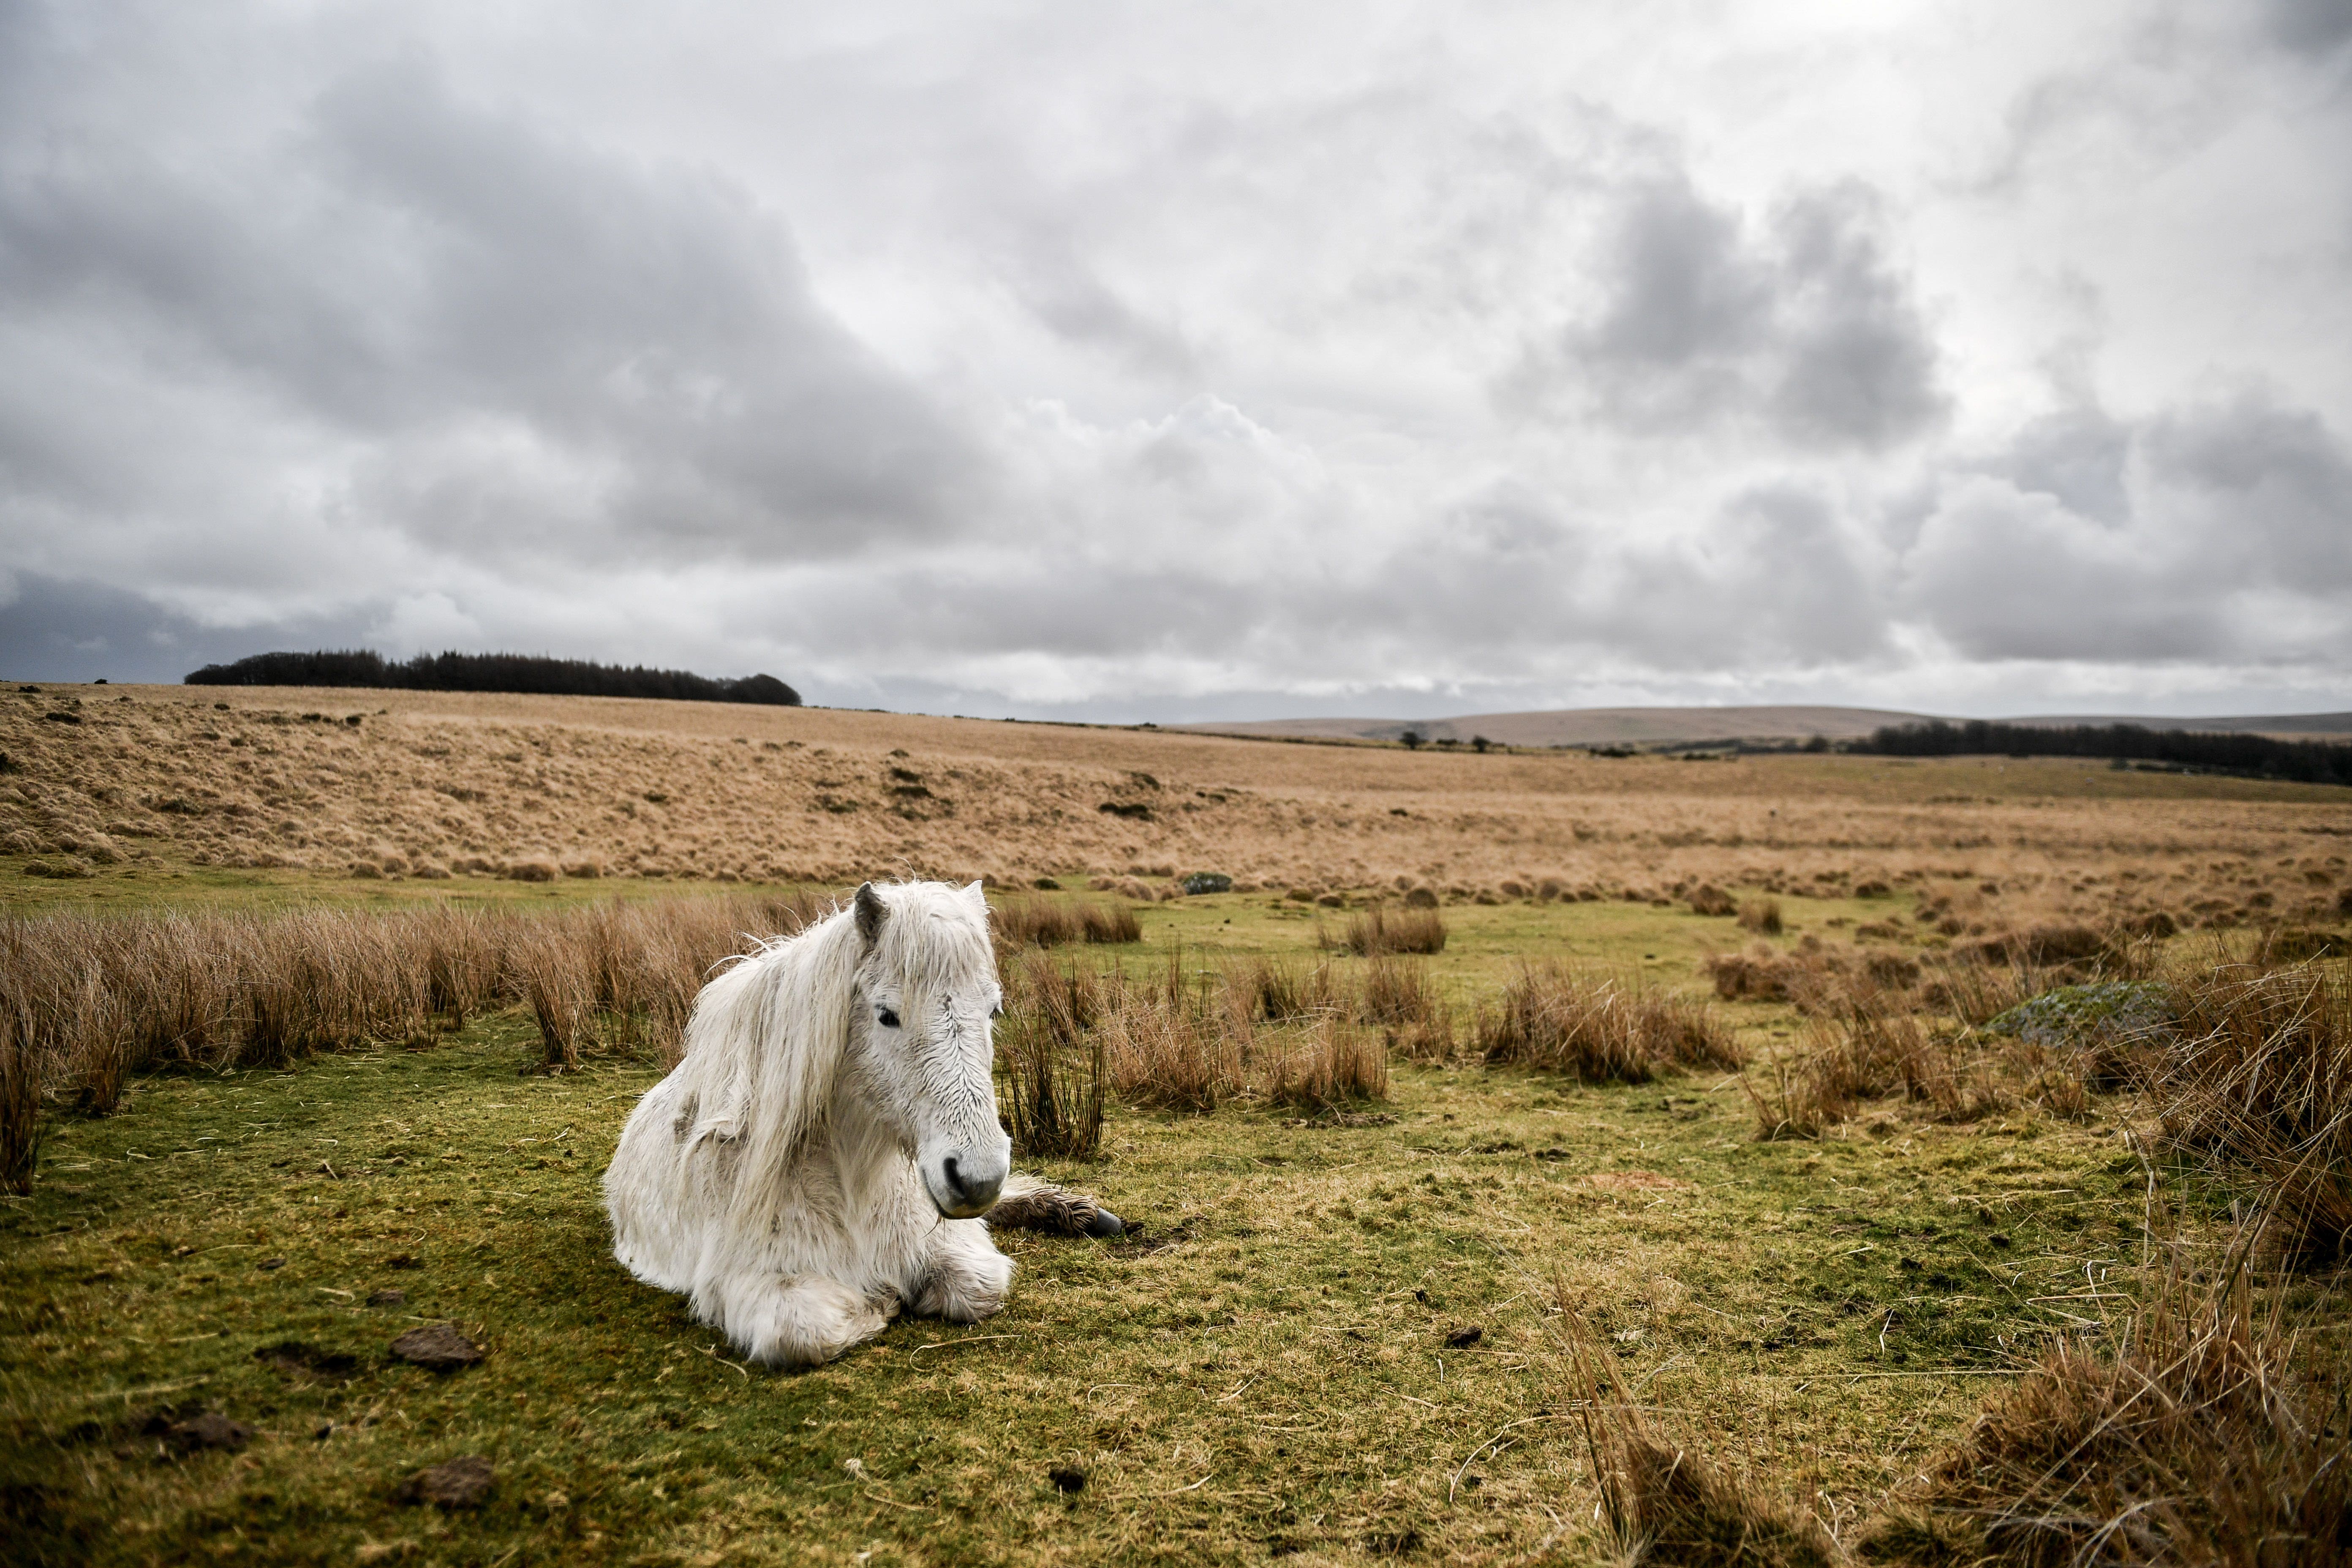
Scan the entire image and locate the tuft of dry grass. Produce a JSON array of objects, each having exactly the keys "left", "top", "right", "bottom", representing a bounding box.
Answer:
[
  {"left": 1687, "top": 884, "right": 1737, "bottom": 917},
  {"left": 1475, "top": 964, "right": 1740, "bottom": 1083},
  {"left": 1258, "top": 1014, "right": 1389, "bottom": 1111},
  {"left": 992, "top": 894, "right": 1142, "bottom": 949},
  {"left": 1336, "top": 906, "right": 1448, "bottom": 956},
  {"left": 1736, "top": 898, "right": 1783, "bottom": 936},
  {"left": 1745, "top": 983, "right": 2009, "bottom": 1139},
  {"left": 2145, "top": 961, "right": 2352, "bottom": 1267},
  {"left": 1879, "top": 1245, "right": 2352, "bottom": 1567},
  {"left": 0, "top": 991, "right": 42, "bottom": 1194},
  {"left": 1358, "top": 953, "right": 1457, "bottom": 1062},
  {"left": 1560, "top": 1297, "right": 1837, "bottom": 1568},
  {"left": 0, "top": 895, "right": 835, "bottom": 1185},
  {"left": 996, "top": 953, "right": 1107, "bottom": 1159}
]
